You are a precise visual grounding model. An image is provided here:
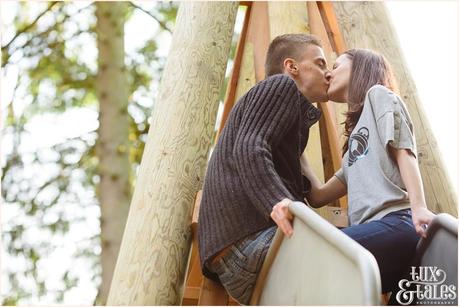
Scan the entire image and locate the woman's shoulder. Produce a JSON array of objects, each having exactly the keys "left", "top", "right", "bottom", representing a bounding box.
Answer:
[
  {"left": 366, "top": 84, "right": 398, "bottom": 101},
  {"left": 364, "top": 84, "right": 406, "bottom": 118}
]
